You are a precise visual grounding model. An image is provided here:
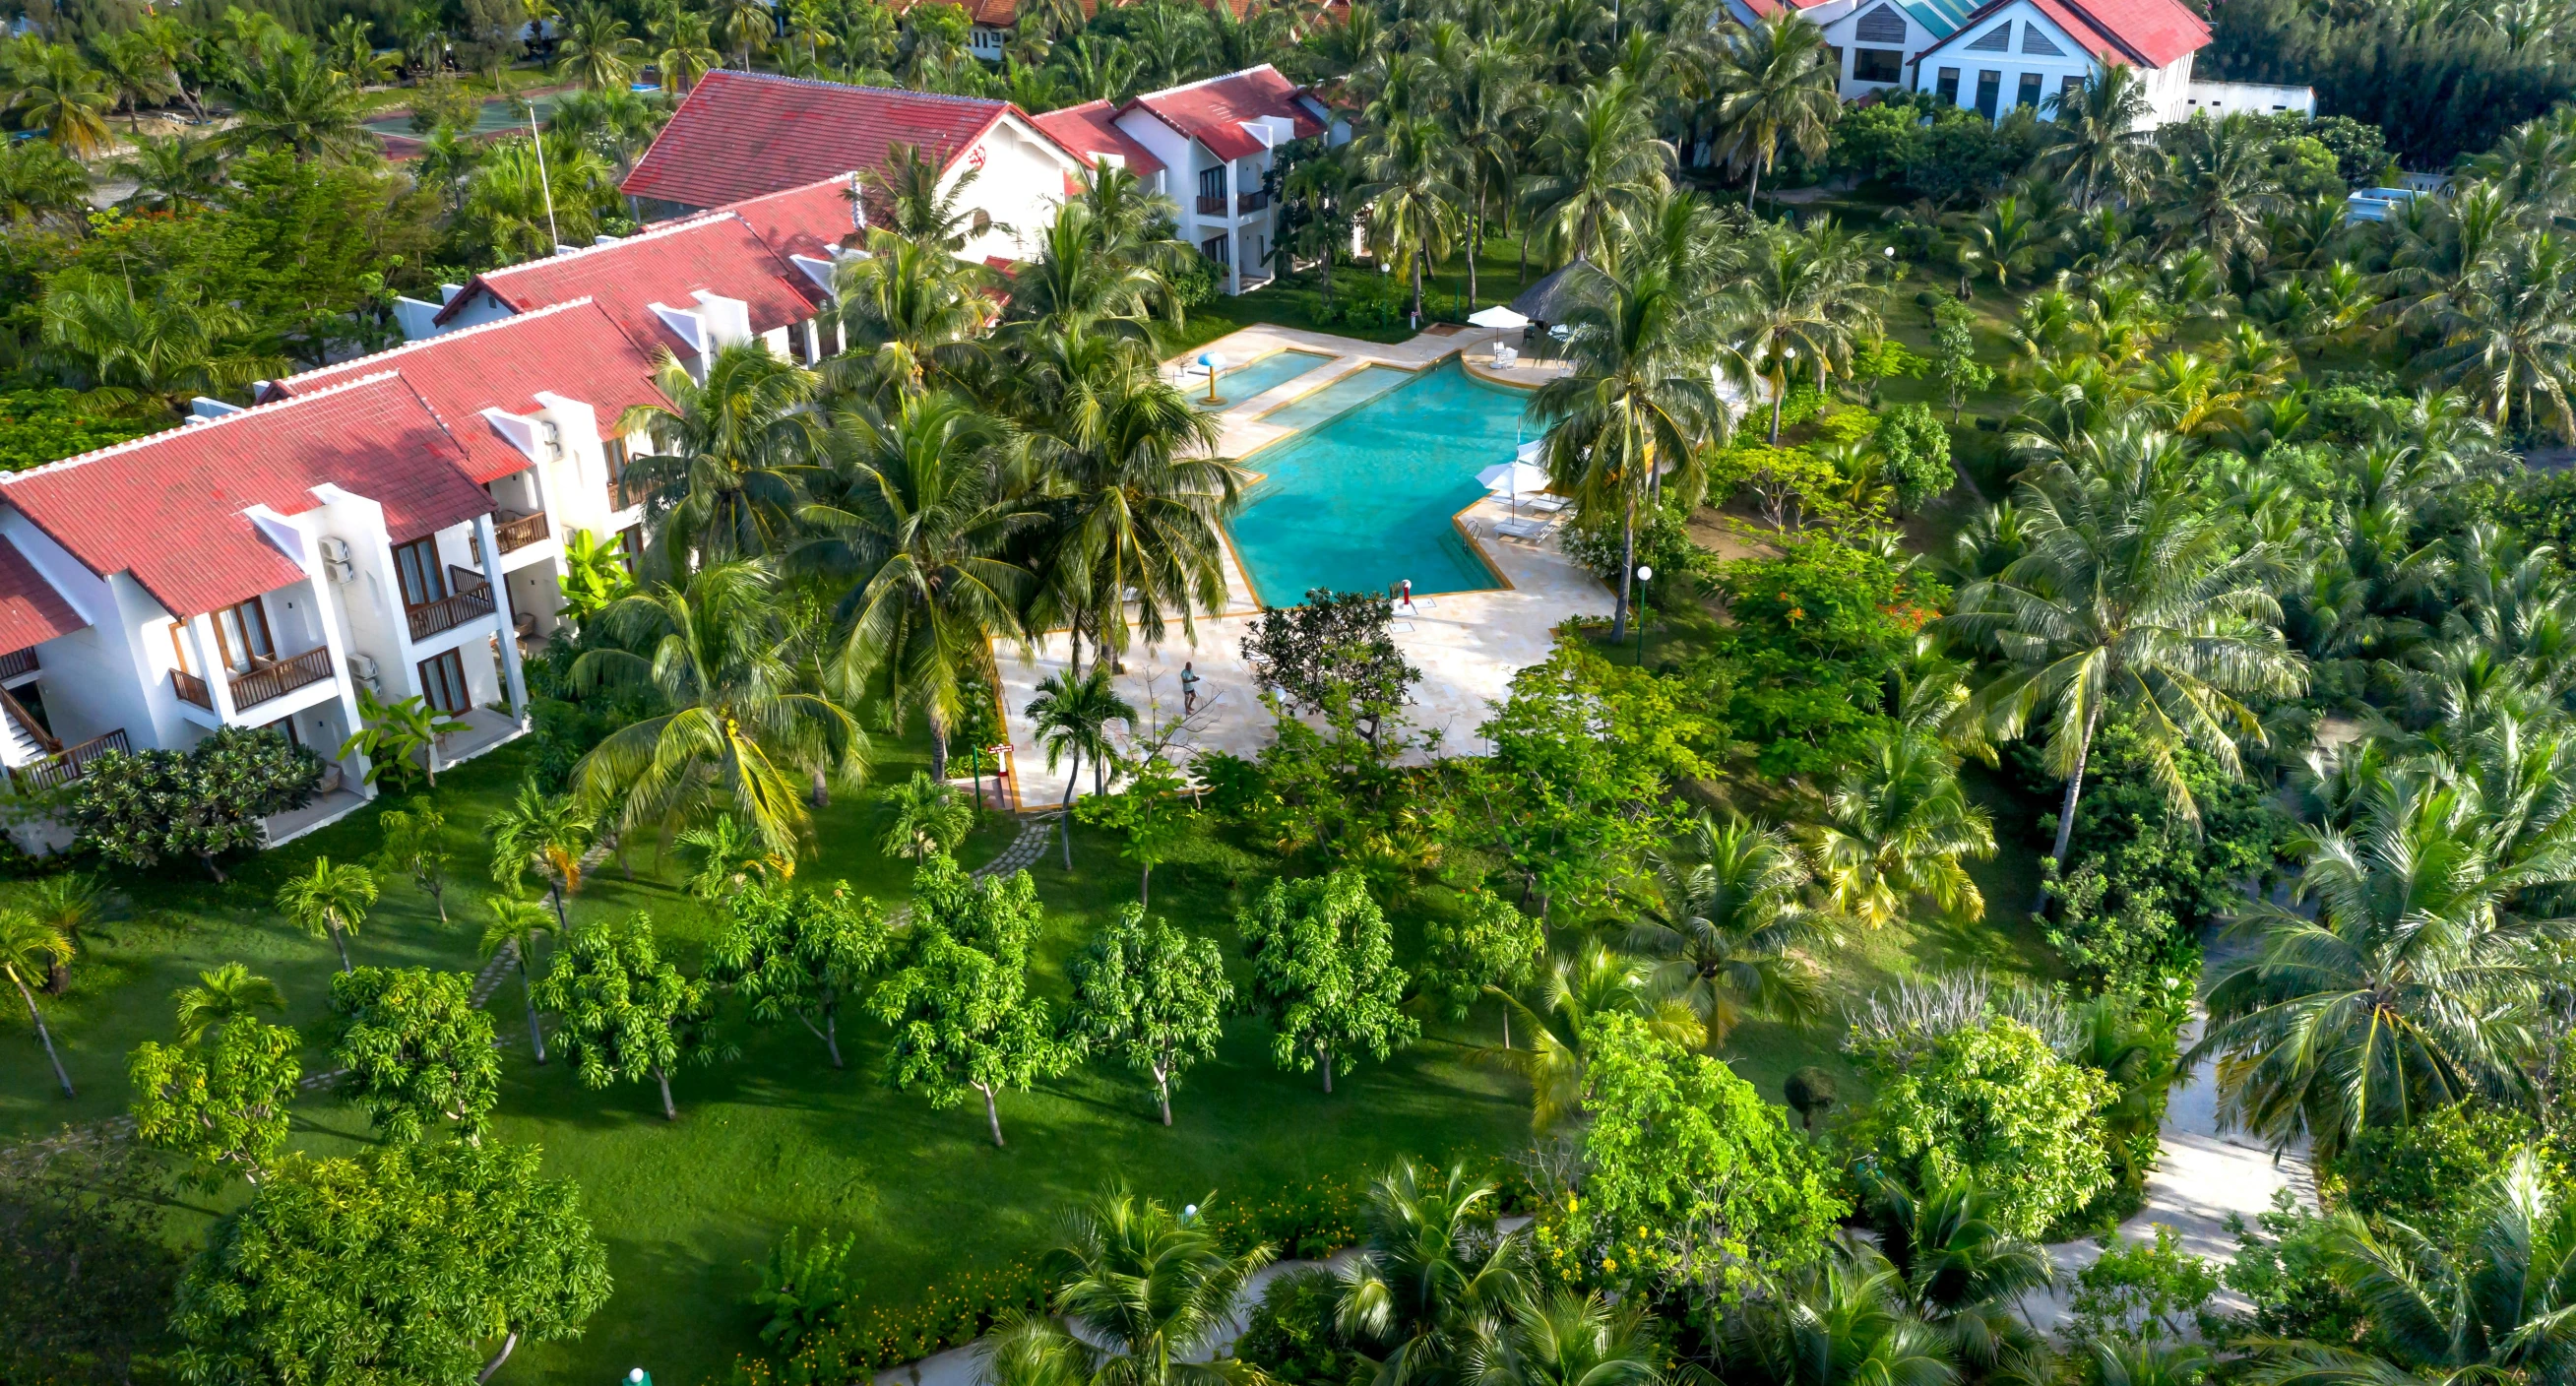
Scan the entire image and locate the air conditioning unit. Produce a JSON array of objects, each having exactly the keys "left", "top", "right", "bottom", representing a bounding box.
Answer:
[
  {"left": 325, "top": 559, "right": 354, "bottom": 585},
  {"left": 346, "top": 652, "right": 380, "bottom": 694},
  {"left": 317, "top": 536, "right": 352, "bottom": 565}
]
